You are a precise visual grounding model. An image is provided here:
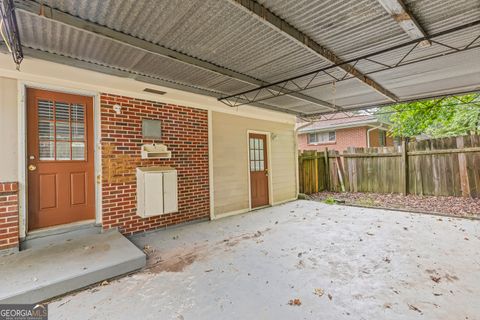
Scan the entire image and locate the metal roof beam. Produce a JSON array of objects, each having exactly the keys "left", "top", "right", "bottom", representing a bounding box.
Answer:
[
  {"left": 230, "top": 0, "right": 399, "bottom": 102},
  {"left": 14, "top": 0, "right": 337, "bottom": 111},
  {"left": 377, "top": 0, "right": 431, "bottom": 47}
]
